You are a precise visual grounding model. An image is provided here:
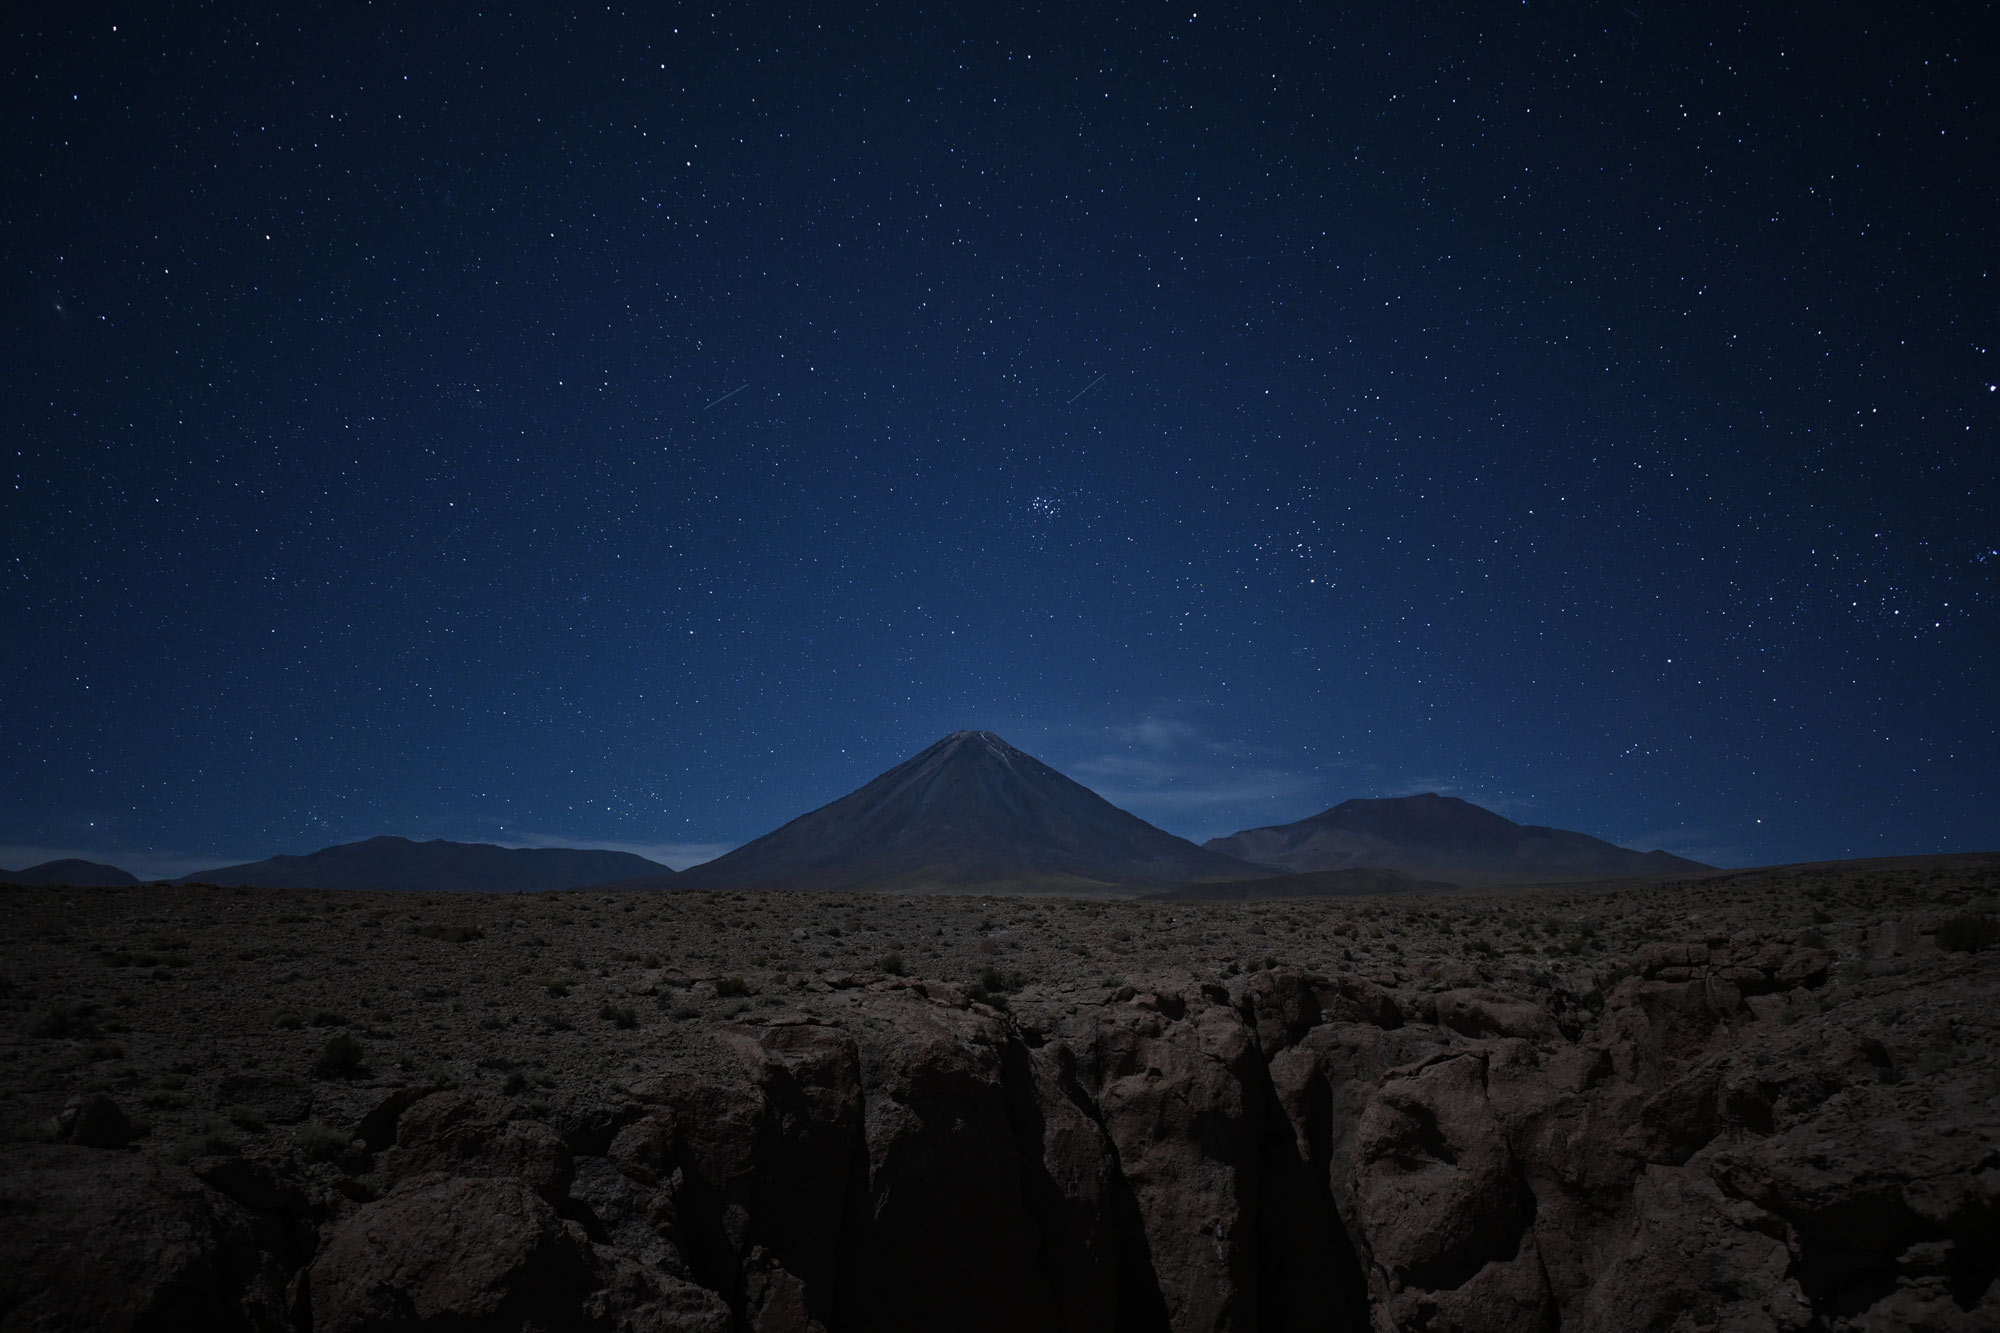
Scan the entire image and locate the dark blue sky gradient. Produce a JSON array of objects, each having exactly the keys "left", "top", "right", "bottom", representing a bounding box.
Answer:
[{"left": 4, "top": 3, "right": 1996, "bottom": 877}]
